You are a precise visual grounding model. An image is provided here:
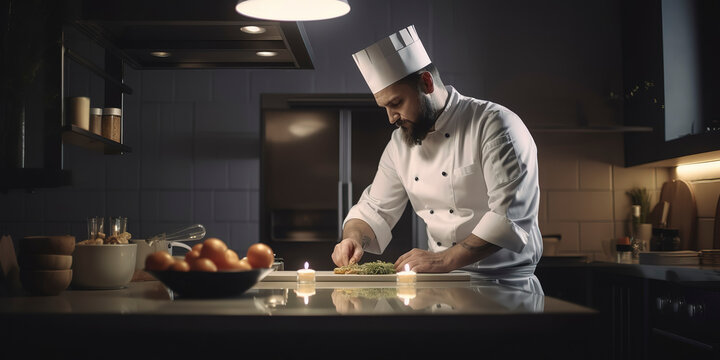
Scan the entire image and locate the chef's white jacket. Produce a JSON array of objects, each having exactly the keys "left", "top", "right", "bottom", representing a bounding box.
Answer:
[{"left": 343, "top": 86, "right": 542, "bottom": 273}]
